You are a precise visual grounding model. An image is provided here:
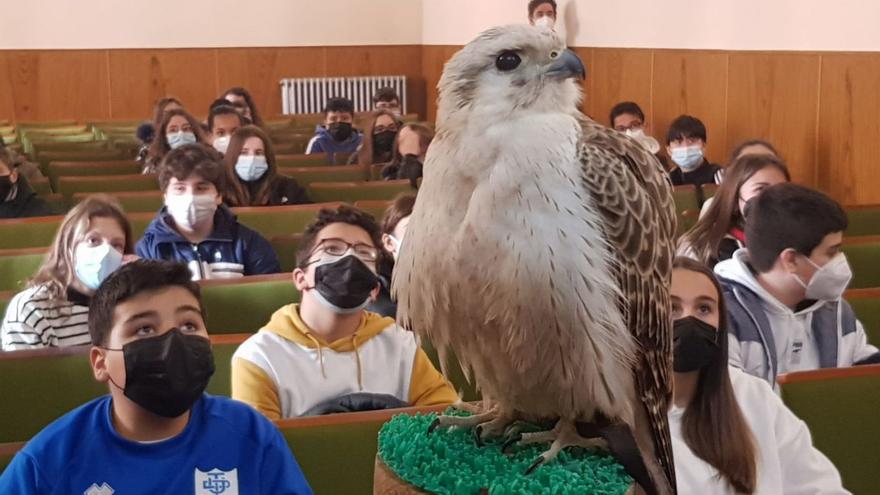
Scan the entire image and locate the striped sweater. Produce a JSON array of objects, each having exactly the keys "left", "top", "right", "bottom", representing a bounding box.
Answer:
[{"left": 1, "top": 285, "right": 91, "bottom": 351}]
